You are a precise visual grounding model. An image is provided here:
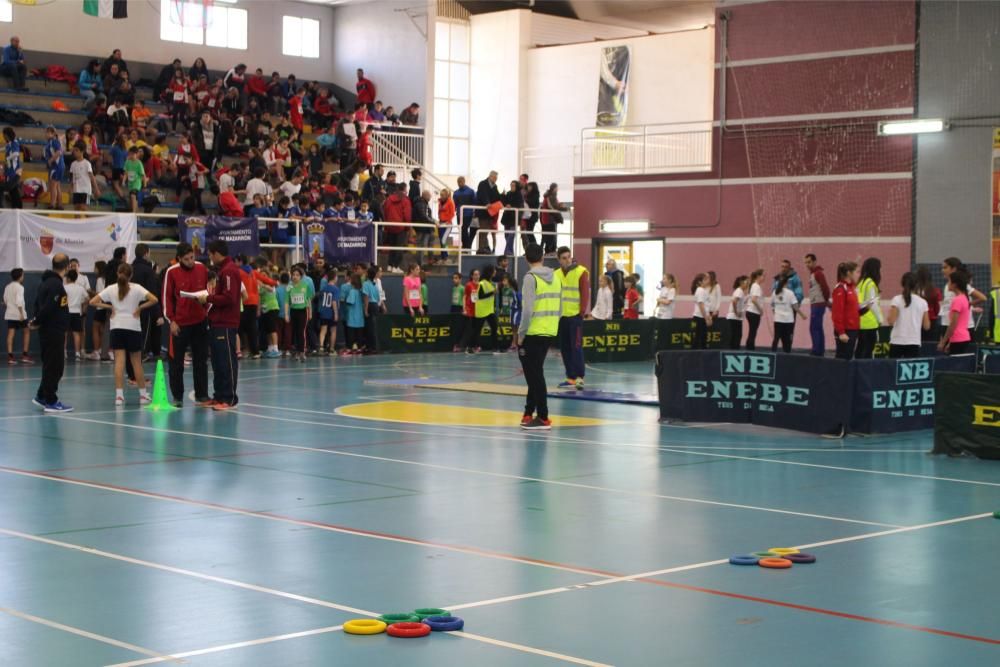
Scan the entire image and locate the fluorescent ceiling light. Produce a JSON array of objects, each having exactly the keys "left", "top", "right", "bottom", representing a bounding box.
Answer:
[
  {"left": 877, "top": 119, "right": 948, "bottom": 136},
  {"left": 600, "top": 220, "right": 649, "bottom": 233}
]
